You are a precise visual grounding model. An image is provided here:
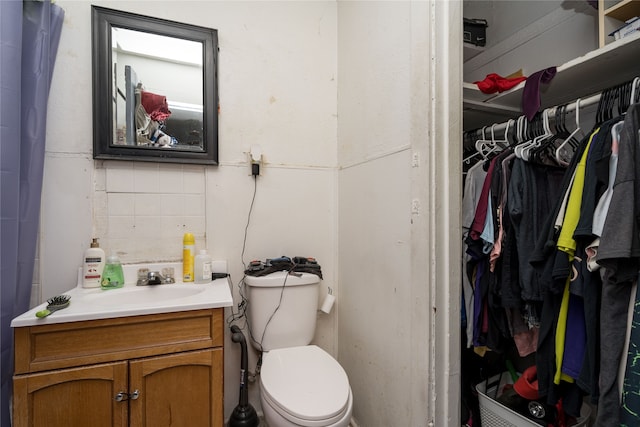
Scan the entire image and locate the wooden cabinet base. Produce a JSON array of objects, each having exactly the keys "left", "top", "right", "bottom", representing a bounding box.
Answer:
[{"left": 13, "top": 309, "right": 224, "bottom": 427}]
